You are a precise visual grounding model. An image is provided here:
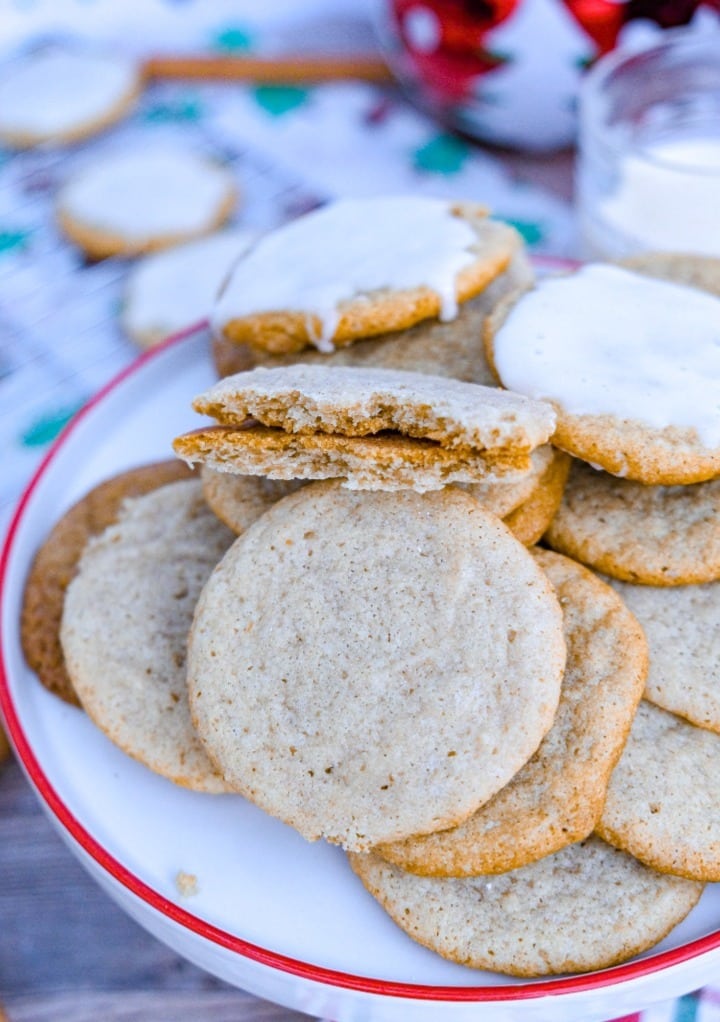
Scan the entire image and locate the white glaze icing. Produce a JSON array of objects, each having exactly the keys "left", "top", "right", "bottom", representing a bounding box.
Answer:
[
  {"left": 212, "top": 197, "right": 479, "bottom": 352},
  {"left": 600, "top": 137, "right": 720, "bottom": 257},
  {"left": 492, "top": 264, "right": 720, "bottom": 448},
  {"left": 123, "top": 228, "right": 257, "bottom": 343},
  {"left": 58, "top": 150, "right": 236, "bottom": 241},
  {"left": 0, "top": 49, "right": 138, "bottom": 139}
]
